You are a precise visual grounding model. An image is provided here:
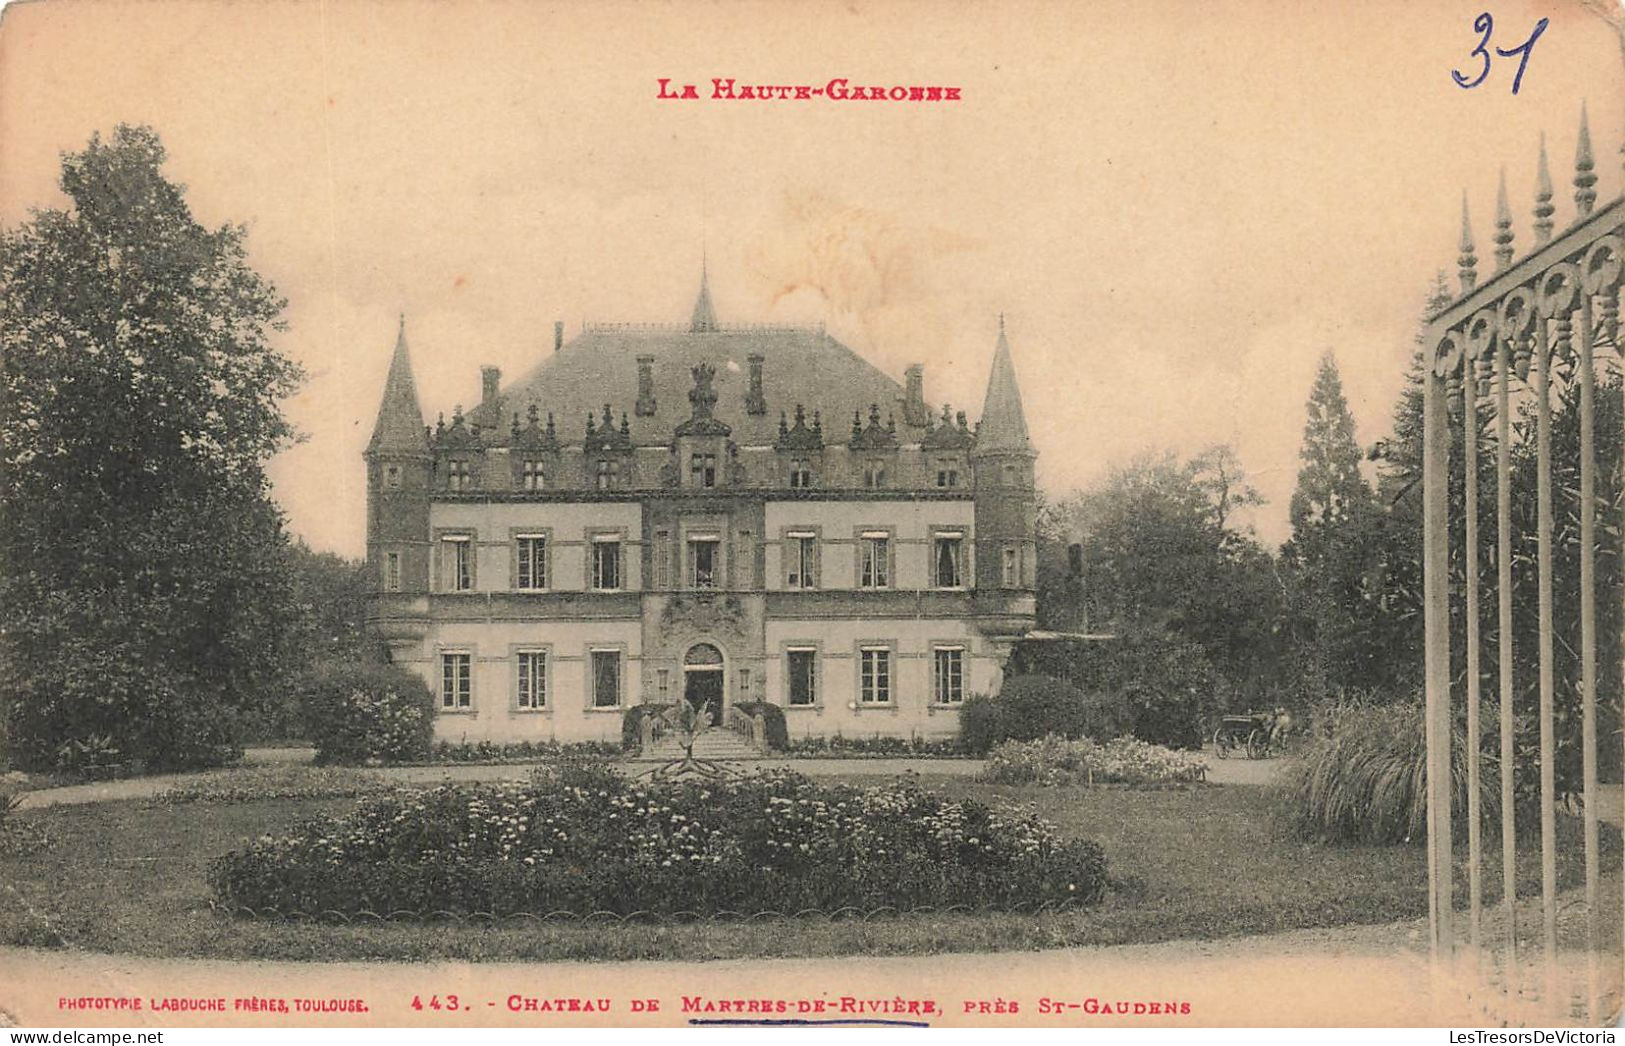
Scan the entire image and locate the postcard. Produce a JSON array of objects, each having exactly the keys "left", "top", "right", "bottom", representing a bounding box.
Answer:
[{"left": 0, "top": 0, "right": 1622, "bottom": 1031}]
